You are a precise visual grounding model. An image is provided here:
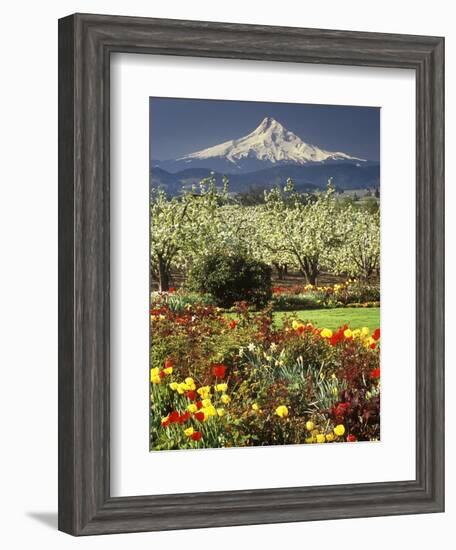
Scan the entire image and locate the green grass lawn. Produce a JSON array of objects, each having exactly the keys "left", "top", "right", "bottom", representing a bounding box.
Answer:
[{"left": 273, "top": 307, "right": 380, "bottom": 331}]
